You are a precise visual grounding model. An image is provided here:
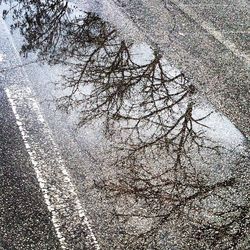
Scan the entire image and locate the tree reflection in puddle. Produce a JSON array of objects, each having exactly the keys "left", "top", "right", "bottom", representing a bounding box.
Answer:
[{"left": 2, "top": 1, "right": 249, "bottom": 249}]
